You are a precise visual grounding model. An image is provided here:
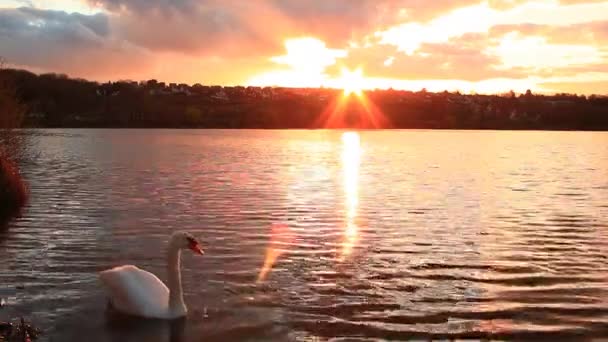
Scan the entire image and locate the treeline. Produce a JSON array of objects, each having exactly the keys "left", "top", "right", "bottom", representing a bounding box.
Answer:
[
  {"left": 0, "top": 66, "right": 24, "bottom": 129},
  {"left": 2, "top": 68, "right": 608, "bottom": 130}
]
